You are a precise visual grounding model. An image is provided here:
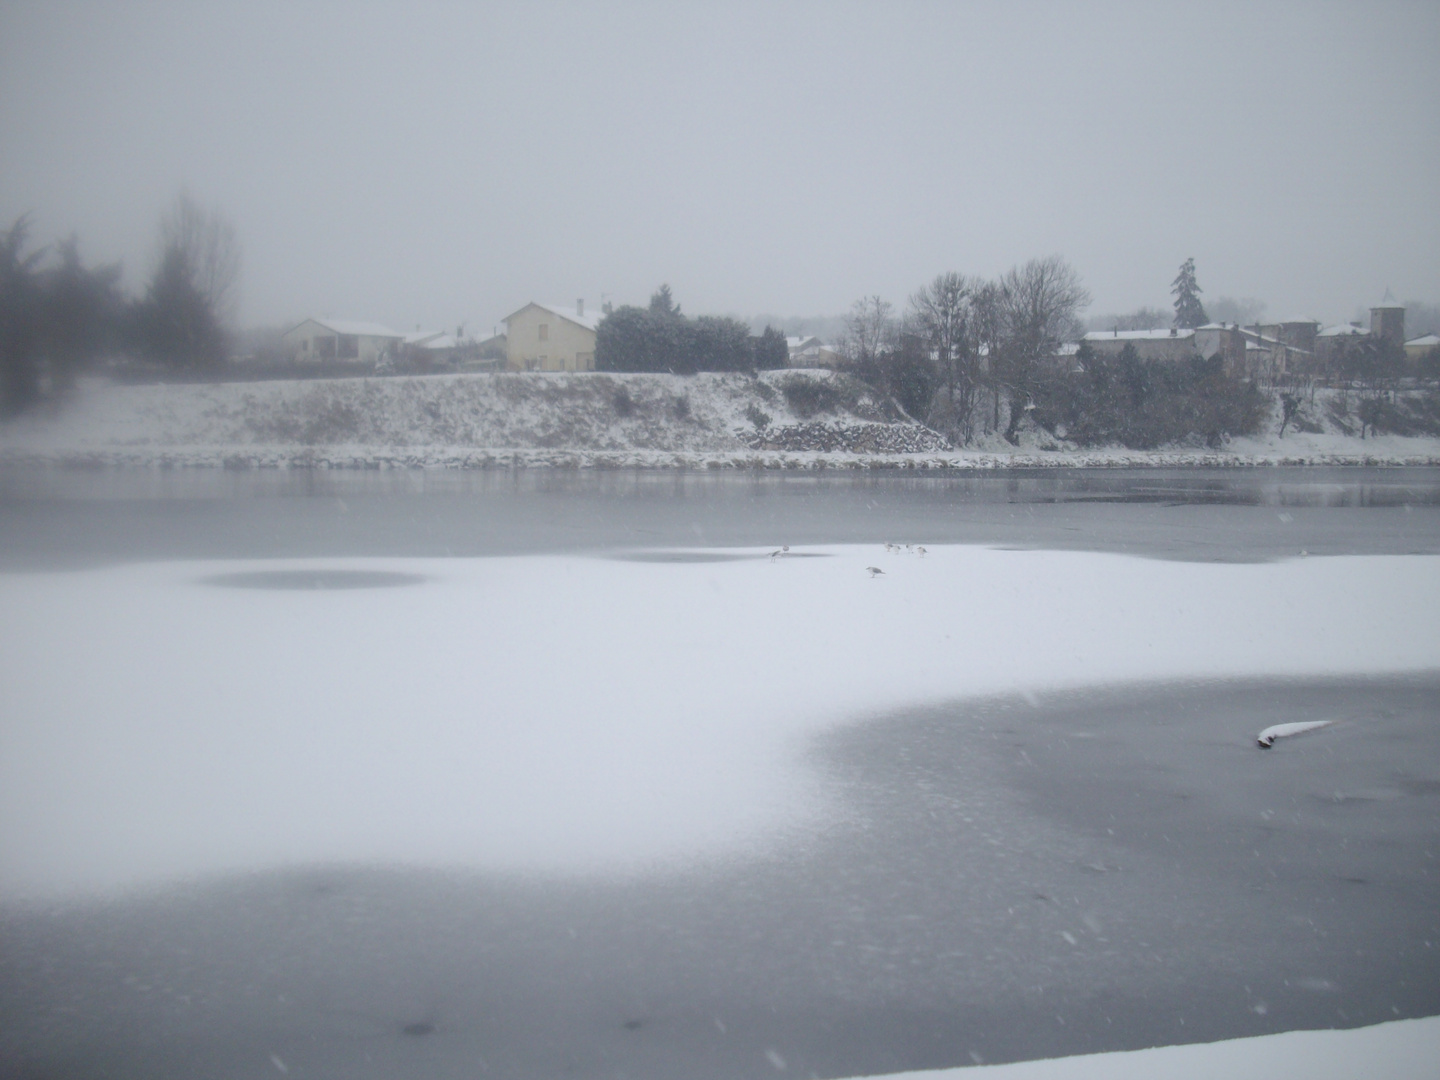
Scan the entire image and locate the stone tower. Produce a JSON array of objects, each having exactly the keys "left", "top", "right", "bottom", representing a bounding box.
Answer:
[{"left": 1370, "top": 289, "right": 1406, "bottom": 347}]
